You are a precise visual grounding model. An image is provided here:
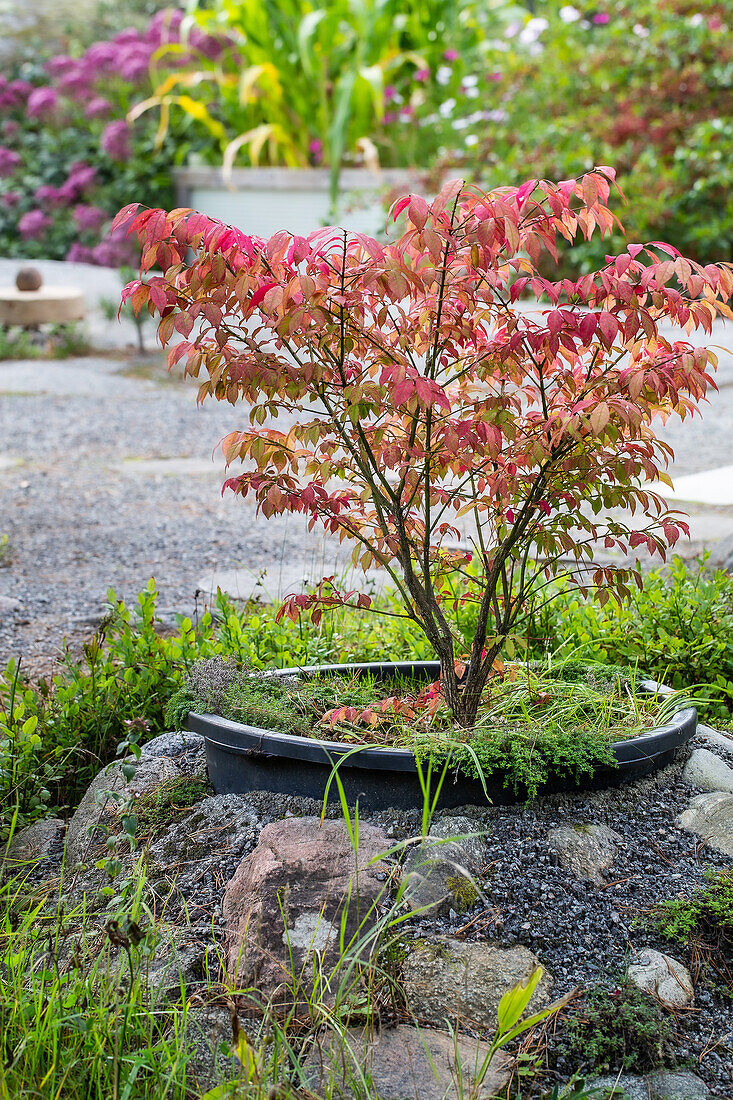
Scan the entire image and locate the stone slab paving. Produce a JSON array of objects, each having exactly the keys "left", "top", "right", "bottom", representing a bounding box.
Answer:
[{"left": 1, "top": 282, "right": 733, "bottom": 667}]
